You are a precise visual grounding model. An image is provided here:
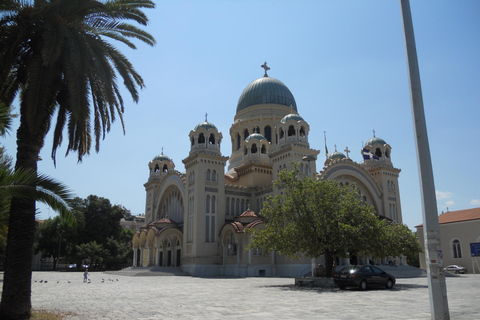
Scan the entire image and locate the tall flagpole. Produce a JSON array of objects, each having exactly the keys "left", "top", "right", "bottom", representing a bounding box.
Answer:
[{"left": 399, "top": 1, "right": 449, "bottom": 319}]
